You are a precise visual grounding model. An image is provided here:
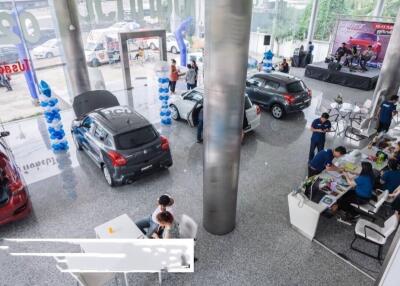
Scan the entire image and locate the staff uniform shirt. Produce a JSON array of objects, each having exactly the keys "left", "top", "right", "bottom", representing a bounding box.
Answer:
[
  {"left": 355, "top": 175, "right": 373, "bottom": 199},
  {"left": 379, "top": 101, "right": 396, "bottom": 124},
  {"left": 311, "top": 119, "right": 331, "bottom": 143},
  {"left": 382, "top": 170, "right": 400, "bottom": 193},
  {"left": 309, "top": 149, "right": 334, "bottom": 172}
]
